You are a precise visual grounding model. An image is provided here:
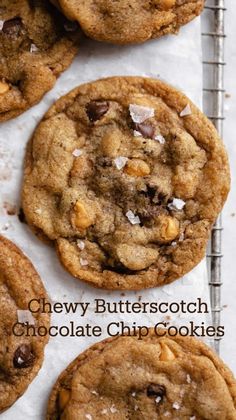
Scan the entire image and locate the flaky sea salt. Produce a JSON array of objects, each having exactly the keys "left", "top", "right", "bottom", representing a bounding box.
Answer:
[
  {"left": 134, "top": 405, "right": 139, "bottom": 411},
  {"left": 114, "top": 156, "right": 128, "bottom": 170},
  {"left": 101, "top": 408, "right": 108, "bottom": 415},
  {"left": 17, "top": 310, "right": 35, "bottom": 325},
  {"left": 179, "top": 232, "right": 185, "bottom": 242},
  {"left": 180, "top": 103, "right": 192, "bottom": 117},
  {"left": 131, "top": 392, "right": 136, "bottom": 397},
  {"left": 171, "top": 241, "right": 177, "bottom": 247},
  {"left": 35, "top": 208, "right": 42, "bottom": 215},
  {"left": 190, "top": 417, "right": 196, "bottom": 420},
  {"left": 168, "top": 198, "right": 186, "bottom": 211},
  {"left": 91, "top": 390, "right": 98, "bottom": 395},
  {"left": 85, "top": 415, "right": 92, "bottom": 420},
  {"left": 155, "top": 396, "right": 162, "bottom": 404},
  {"left": 126, "top": 210, "right": 141, "bottom": 225},
  {"left": 133, "top": 130, "right": 142, "bottom": 137},
  {"left": 154, "top": 134, "right": 166, "bottom": 144},
  {"left": 80, "top": 258, "right": 88, "bottom": 266},
  {"left": 77, "top": 240, "right": 85, "bottom": 250},
  {"left": 110, "top": 405, "right": 117, "bottom": 413},
  {"left": 173, "top": 402, "right": 180, "bottom": 410},
  {"left": 72, "top": 148, "right": 83, "bottom": 157},
  {"left": 0, "top": 20, "right": 4, "bottom": 31},
  {"left": 30, "top": 43, "right": 39, "bottom": 53},
  {"left": 129, "top": 104, "right": 155, "bottom": 124},
  {"left": 187, "top": 374, "right": 192, "bottom": 384}
]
